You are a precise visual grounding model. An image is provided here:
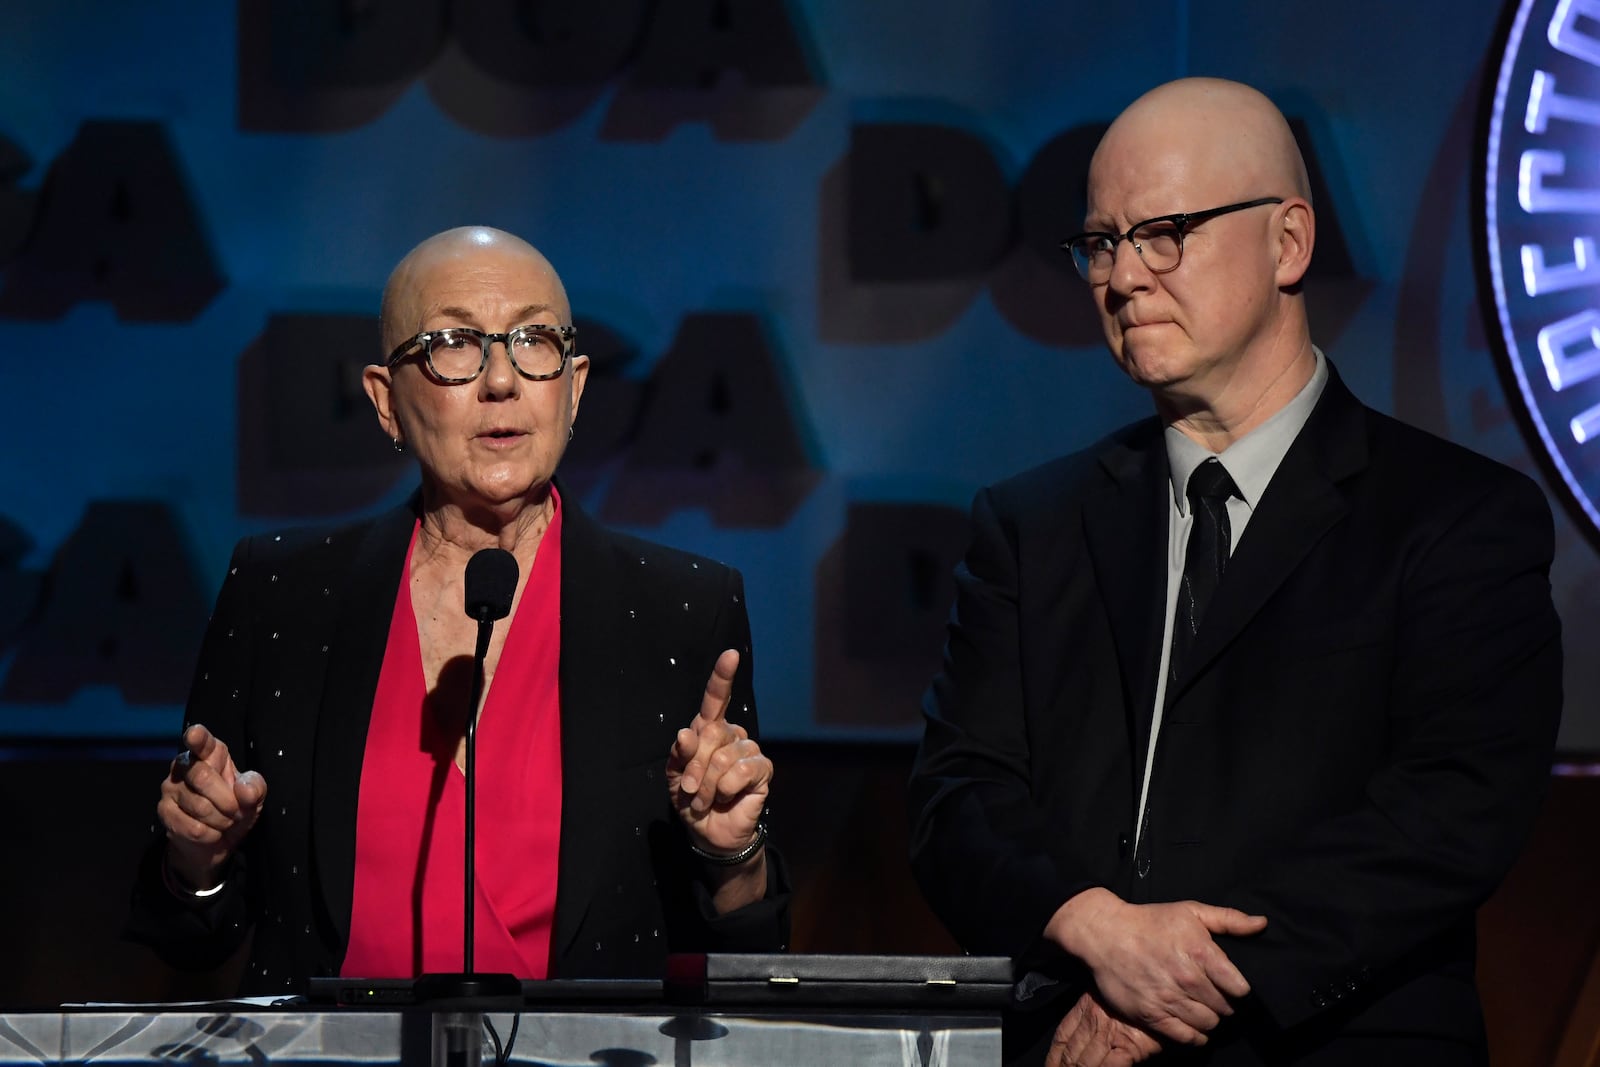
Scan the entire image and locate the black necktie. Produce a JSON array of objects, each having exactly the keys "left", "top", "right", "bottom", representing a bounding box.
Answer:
[{"left": 1169, "top": 458, "right": 1238, "bottom": 691}]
